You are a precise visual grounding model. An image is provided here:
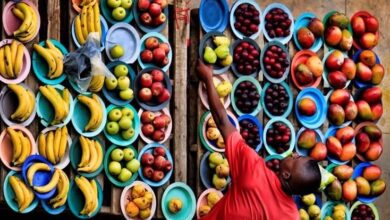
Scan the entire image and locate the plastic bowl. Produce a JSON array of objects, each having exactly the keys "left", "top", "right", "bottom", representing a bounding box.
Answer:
[
  {"left": 261, "top": 82, "right": 293, "bottom": 118},
  {"left": 325, "top": 89, "right": 354, "bottom": 127},
  {"left": 198, "top": 111, "right": 239, "bottom": 153},
  {"left": 295, "top": 88, "right": 327, "bottom": 129},
  {"left": 229, "top": 0, "right": 262, "bottom": 39},
  {"left": 100, "top": 0, "right": 134, "bottom": 25},
  {"left": 133, "top": 0, "right": 168, "bottom": 33},
  {"left": 230, "top": 76, "right": 262, "bottom": 116},
  {"left": 320, "top": 201, "right": 350, "bottom": 220},
  {"left": 137, "top": 143, "right": 173, "bottom": 187},
  {"left": 103, "top": 104, "right": 140, "bottom": 146},
  {"left": 293, "top": 192, "right": 323, "bottom": 210},
  {"left": 352, "top": 49, "right": 381, "bottom": 88},
  {"left": 0, "top": 83, "right": 36, "bottom": 127},
  {"left": 352, "top": 162, "right": 379, "bottom": 203},
  {"left": 290, "top": 50, "right": 322, "bottom": 90},
  {"left": 349, "top": 201, "right": 379, "bottom": 220},
  {"left": 199, "top": 0, "right": 229, "bottom": 33},
  {"left": 0, "top": 39, "right": 31, "bottom": 84},
  {"left": 138, "top": 32, "right": 173, "bottom": 72},
  {"left": 295, "top": 128, "right": 325, "bottom": 156},
  {"left": 71, "top": 0, "right": 82, "bottom": 12},
  {"left": 103, "top": 145, "right": 139, "bottom": 188},
  {"left": 71, "top": 93, "right": 106, "bottom": 137},
  {"left": 0, "top": 125, "right": 37, "bottom": 171},
  {"left": 261, "top": 3, "right": 294, "bottom": 44},
  {"left": 138, "top": 108, "right": 172, "bottom": 144},
  {"left": 231, "top": 38, "right": 261, "bottom": 78},
  {"left": 198, "top": 31, "right": 231, "bottom": 74},
  {"left": 41, "top": 198, "right": 67, "bottom": 215},
  {"left": 69, "top": 136, "right": 105, "bottom": 178},
  {"left": 71, "top": 15, "right": 108, "bottom": 52},
  {"left": 325, "top": 125, "right": 354, "bottom": 165},
  {"left": 67, "top": 177, "right": 103, "bottom": 219},
  {"left": 196, "top": 188, "right": 224, "bottom": 219},
  {"left": 265, "top": 154, "right": 284, "bottom": 161},
  {"left": 199, "top": 151, "right": 231, "bottom": 191},
  {"left": 263, "top": 117, "right": 296, "bottom": 157},
  {"left": 322, "top": 50, "right": 349, "bottom": 89},
  {"left": 261, "top": 41, "right": 291, "bottom": 83},
  {"left": 238, "top": 114, "right": 263, "bottom": 152},
  {"left": 134, "top": 67, "right": 172, "bottom": 111},
  {"left": 32, "top": 39, "right": 68, "bottom": 85},
  {"left": 351, "top": 11, "right": 380, "bottom": 50},
  {"left": 354, "top": 122, "right": 383, "bottom": 162},
  {"left": 36, "top": 84, "right": 75, "bottom": 128},
  {"left": 199, "top": 74, "right": 231, "bottom": 110},
  {"left": 161, "top": 182, "right": 196, "bottom": 220},
  {"left": 322, "top": 11, "right": 353, "bottom": 51},
  {"left": 120, "top": 180, "right": 157, "bottom": 220},
  {"left": 3, "top": 170, "right": 39, "bottom": 214},
  {"left": 293, "top": 12, "right": 323, "bottom": 52}
]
